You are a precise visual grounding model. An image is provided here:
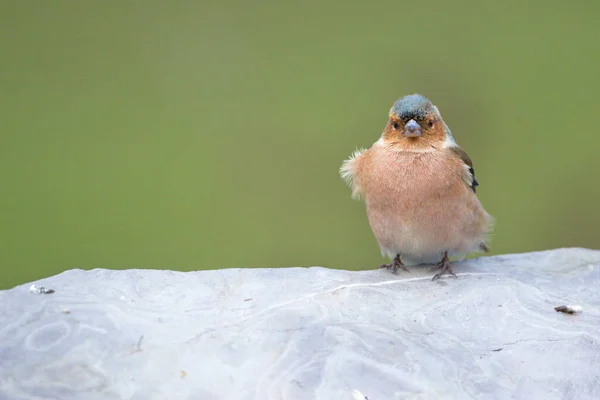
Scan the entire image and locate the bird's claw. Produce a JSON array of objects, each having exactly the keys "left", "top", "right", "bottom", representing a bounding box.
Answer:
[
  {"left": 378, "top": 256, "right": 408, "bottom": 274},
  {"left": 430, "top": 255, "right": 457, "bottom": 281},
  {"left": 431, "top": 269, "right": 458, "bottom": 281},
  {"left": 428, "top": 263, "right": 443, "bottom": 272}
]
